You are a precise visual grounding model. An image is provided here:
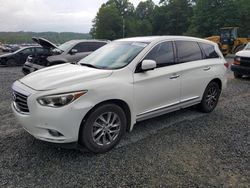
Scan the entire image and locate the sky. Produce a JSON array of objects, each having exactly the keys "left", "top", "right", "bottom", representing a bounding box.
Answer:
[{"left": 0, "top": 0, "right": 159, "bottom": 33}]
